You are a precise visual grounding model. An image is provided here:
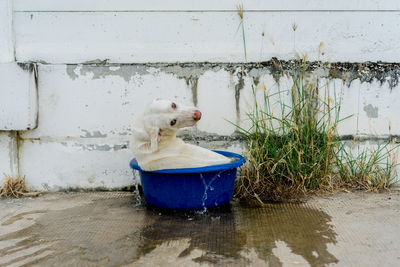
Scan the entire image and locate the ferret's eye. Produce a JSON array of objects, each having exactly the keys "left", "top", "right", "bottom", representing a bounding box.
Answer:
[
  {"left": 170, "top": 119, "right": 177, "bottom": 126},
  {"left": 171, "top": 102, "right": 177, "bottom": 109}
]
